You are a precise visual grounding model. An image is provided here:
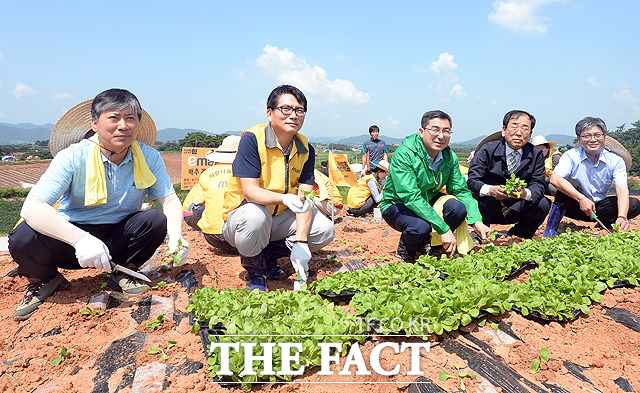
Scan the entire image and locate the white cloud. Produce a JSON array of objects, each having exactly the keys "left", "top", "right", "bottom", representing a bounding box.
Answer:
[
  {"left": 613, "top": 89, "right": 637, "bottom": 106},
  {"left": 12, "top": 82, "right": 37, "bottom": 98},
  {"left": 255, "top": 45, "right": 369, "bottom": 105},
  {"left": 237, "top": 70, "right": 247, "bottom": 82},
  {"left": 449, "top": 84, "right": 466, "bottom": 100},
  {"left": 430, "top": 53, "right": 458, "bottom": 74},
  {"left": 612, "top": 88, "right": 640, "bottom": 119},
  {"left": 0, "top": 112, "right": 5, "bottom": 118},
  {"left": 0, "top": 52, "right": 2, "bottom": 60},
  {"left": 53, "top": 92, "right": 71, "bottom": 100},
  {"left": 587, "top": 76, "right": 601, "bottom": 88},
  {"left": 386, "top": 116, "right": 400, "bottom": 128},
  {"left": 488, "top": 0, "right": 563, "bottom": 34},
  {"left": 428, "top": 53, "right": 465, "bottom": 102}
]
